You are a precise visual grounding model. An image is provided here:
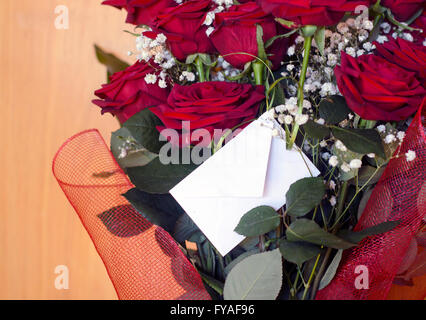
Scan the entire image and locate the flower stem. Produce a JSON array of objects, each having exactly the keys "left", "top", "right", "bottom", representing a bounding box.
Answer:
[
  {"left": 252, "top": 60, "right": 264, "bottom": 86},
  {"left": 287, "top": 35, "right": 312, "bottom": 150},
  {"left": 195, "top": 56, "right": 206, "bottom": 82}
]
